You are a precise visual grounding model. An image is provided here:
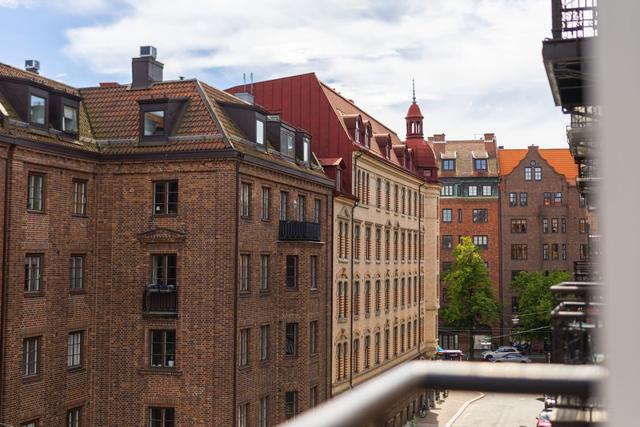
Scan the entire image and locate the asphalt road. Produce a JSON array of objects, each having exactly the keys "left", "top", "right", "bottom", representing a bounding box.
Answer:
[{"left": 450, "top": 392, "right": 544, "bottom": 427}]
